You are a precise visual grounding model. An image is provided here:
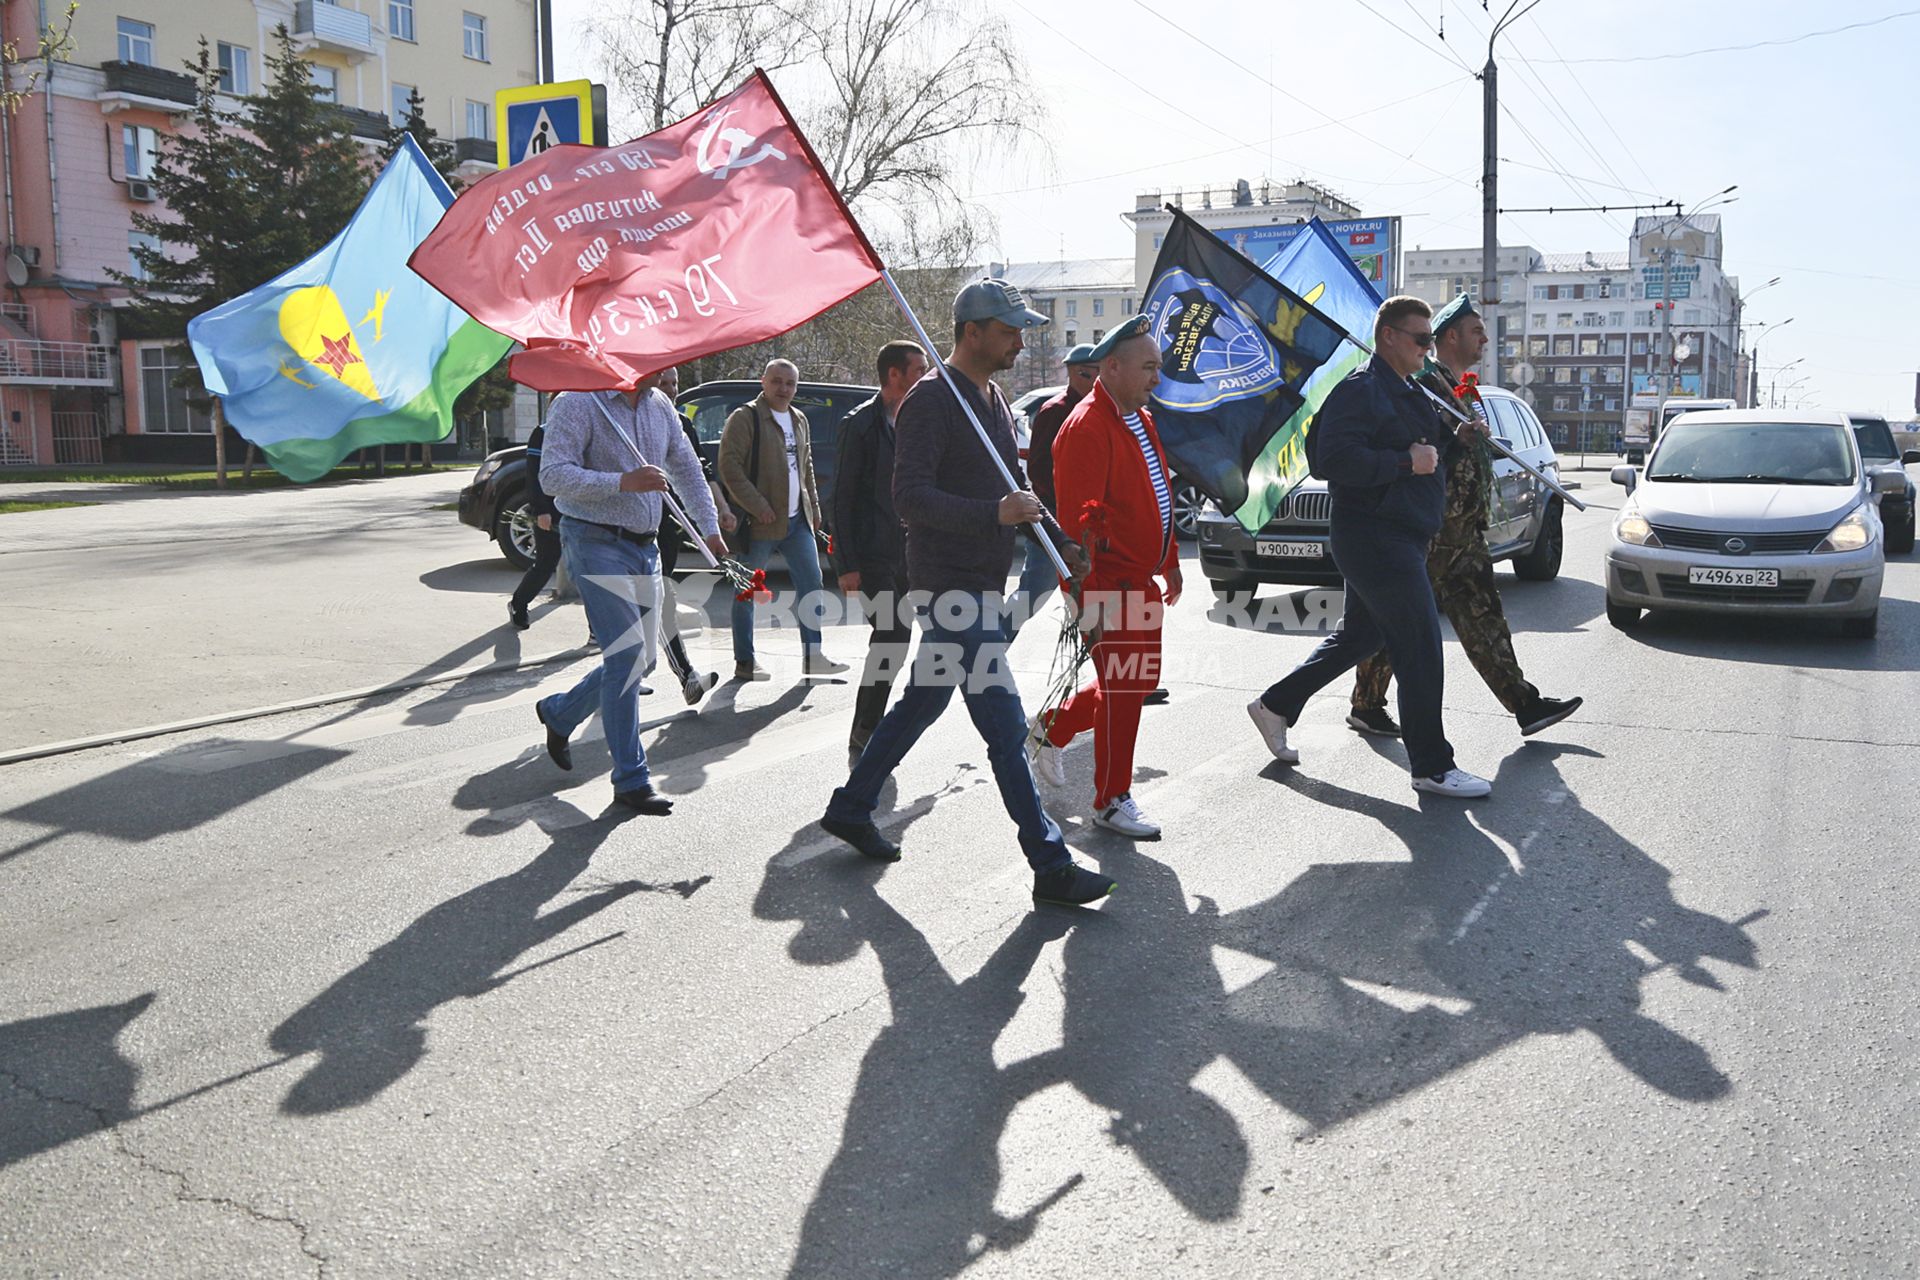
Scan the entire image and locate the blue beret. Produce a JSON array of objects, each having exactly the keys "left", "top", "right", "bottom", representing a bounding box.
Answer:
[
  {"left": 1061, "top": 343, "right": 1098, "bottom": 366},
  {"left": 1086, "top": 313, "right": 1152, "bottom": 362},
  {"left": 1432, "top": 292, "right": 1479, "bottom": 335}
]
